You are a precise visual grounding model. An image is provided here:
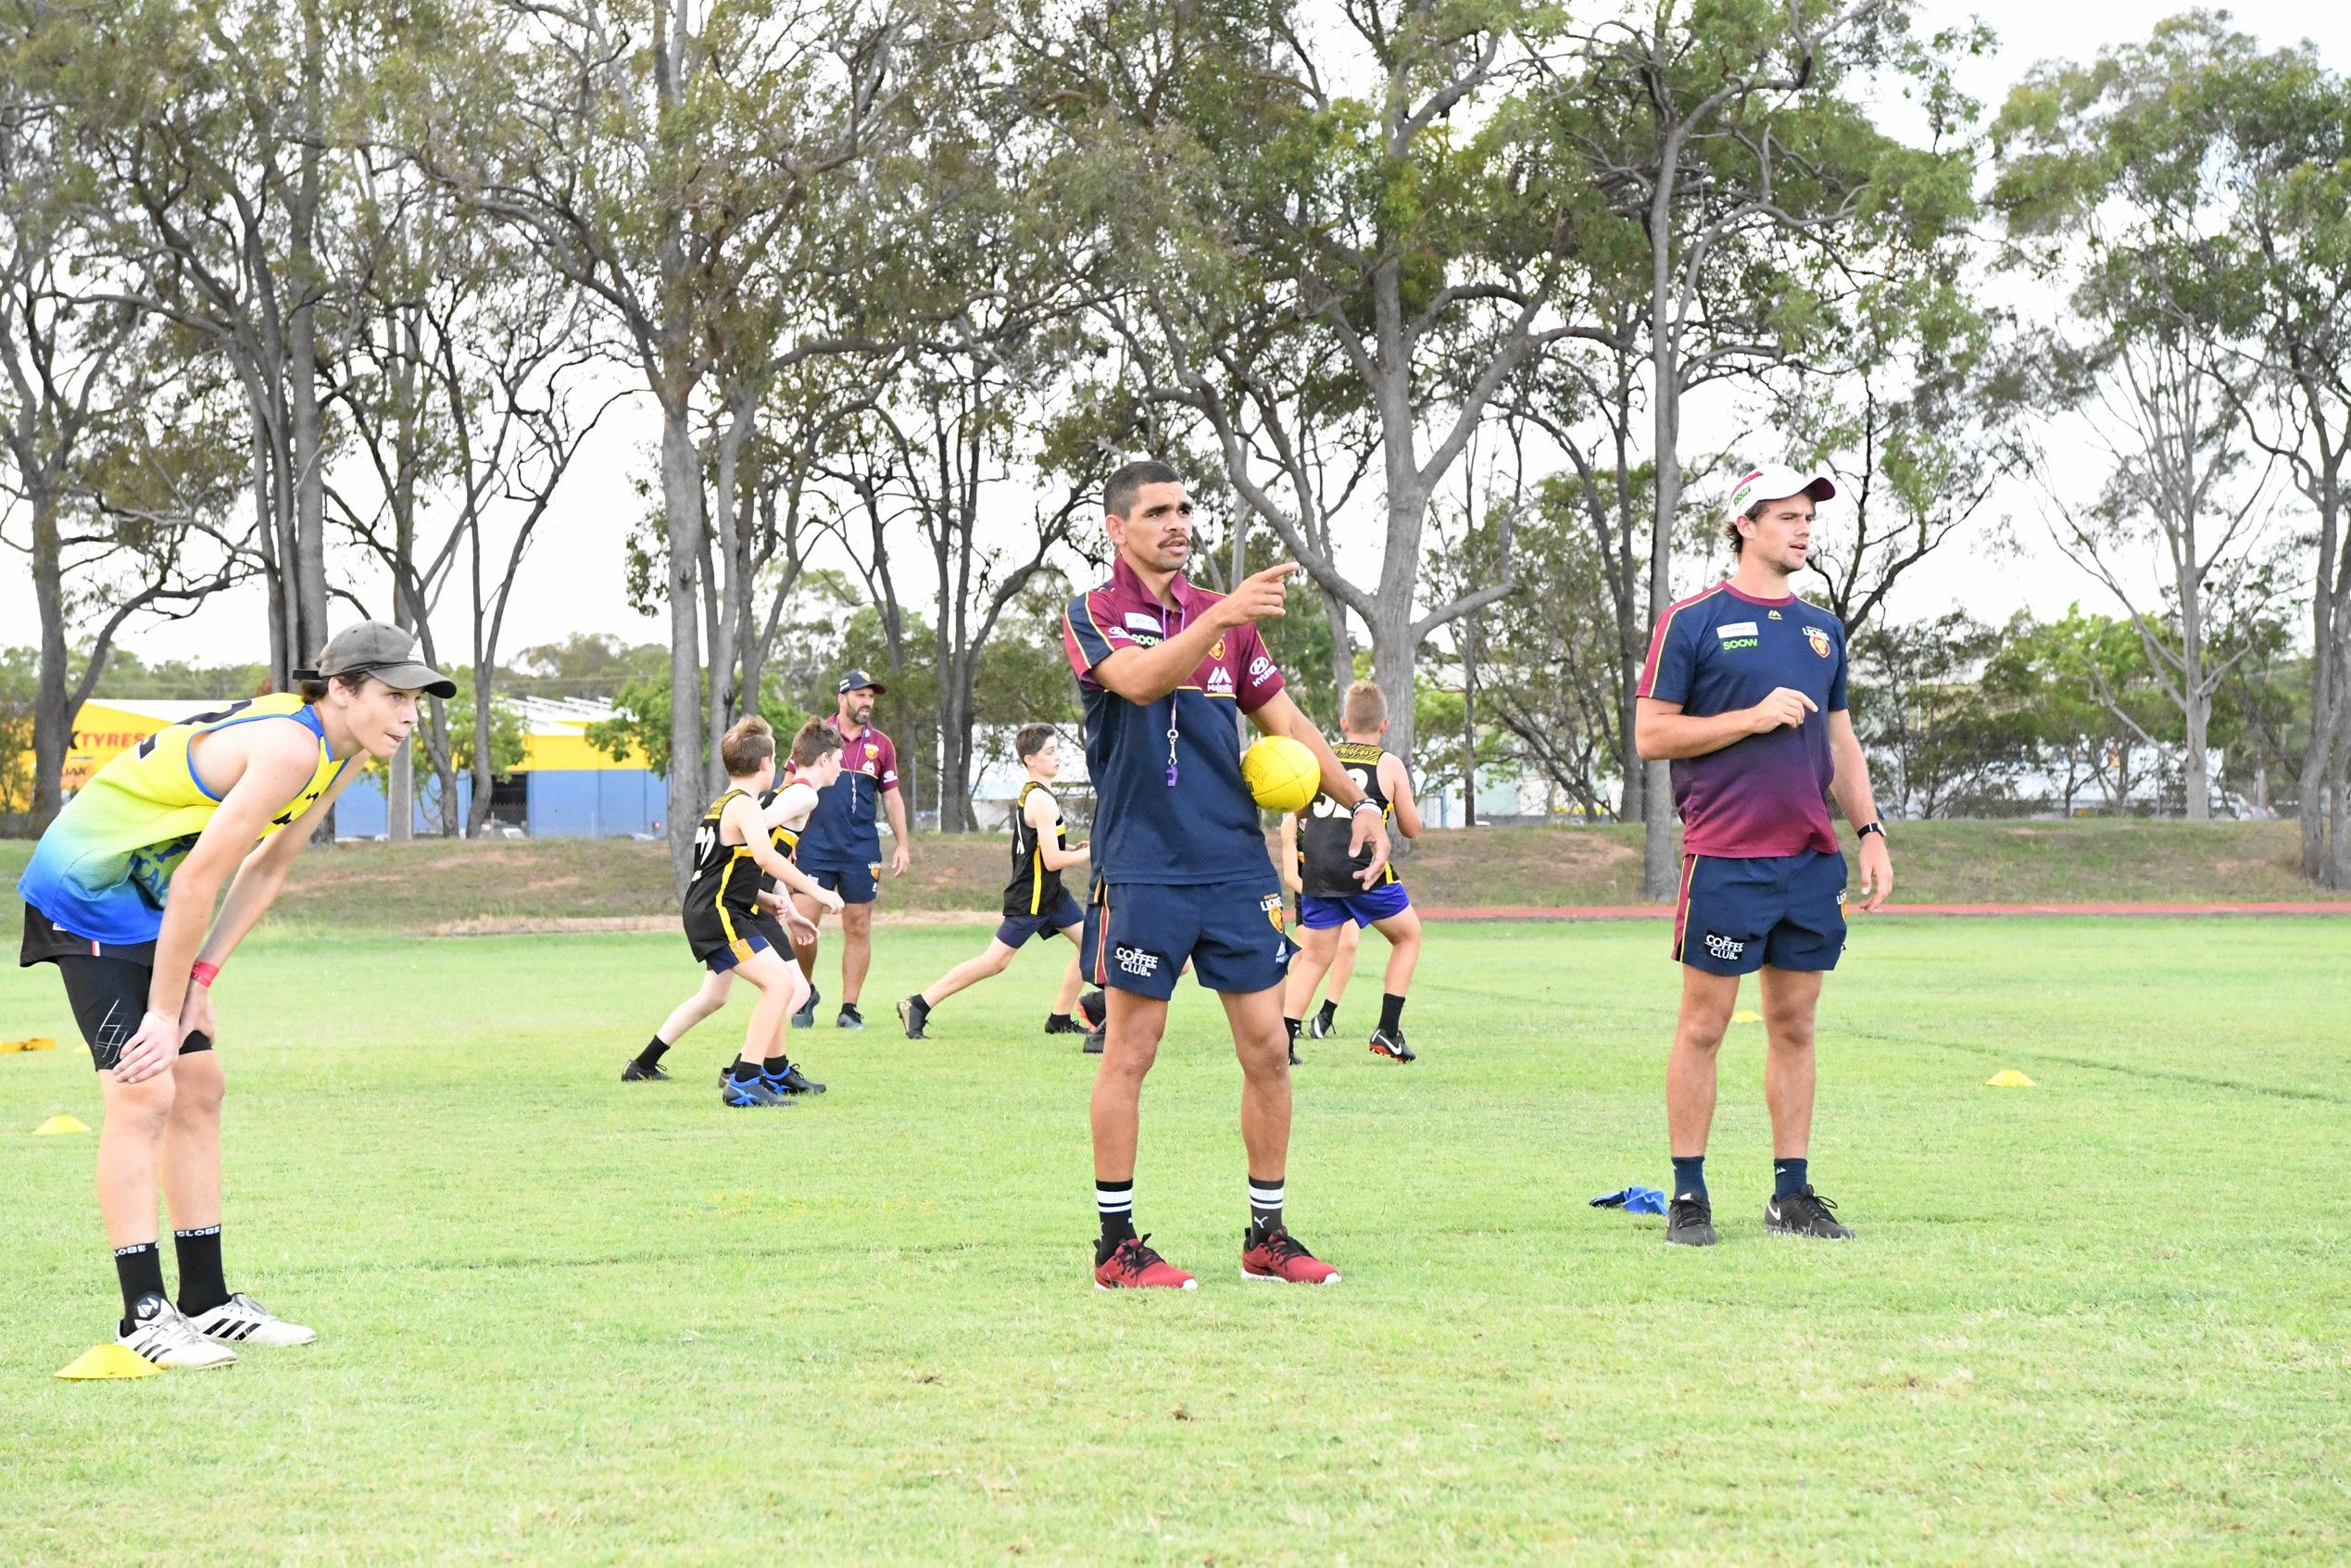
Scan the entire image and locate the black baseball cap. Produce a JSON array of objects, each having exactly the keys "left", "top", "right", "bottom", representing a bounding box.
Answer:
[
  {"left": 295, "top": 621, "right": 458, "bottom": 698},
  {"left": 836, "top": 669, "right": 887, "bottom": 696}
]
